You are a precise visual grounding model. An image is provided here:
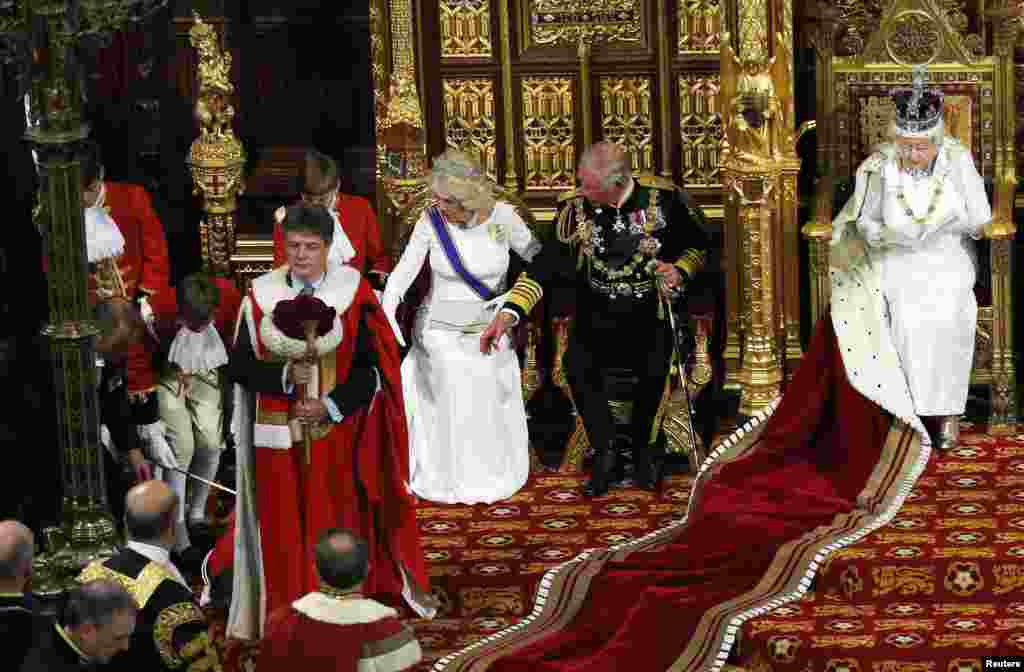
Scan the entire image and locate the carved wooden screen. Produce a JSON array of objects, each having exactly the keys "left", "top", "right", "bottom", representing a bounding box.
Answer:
[{"left": 415, "top": 0, "right": 724, "bottom": 227}]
